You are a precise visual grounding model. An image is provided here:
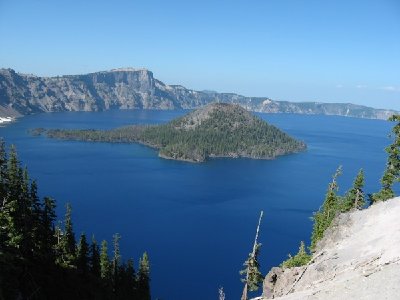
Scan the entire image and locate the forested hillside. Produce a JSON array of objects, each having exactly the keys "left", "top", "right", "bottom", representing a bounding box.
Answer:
[{"left": 0, "top": 142, "right": 151, "bottom": 300}]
